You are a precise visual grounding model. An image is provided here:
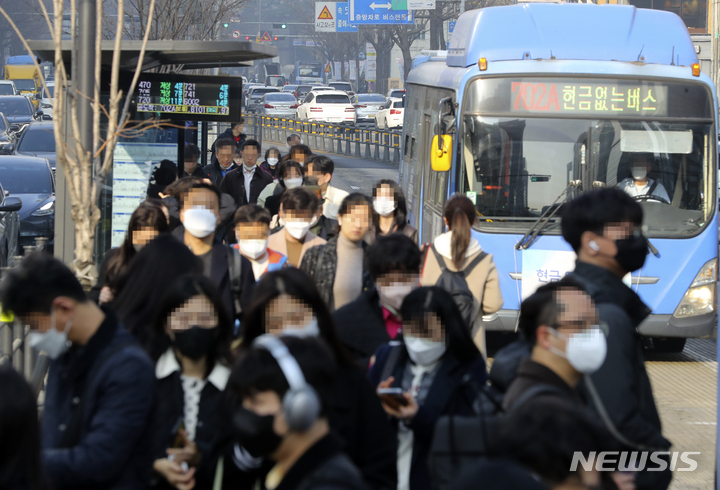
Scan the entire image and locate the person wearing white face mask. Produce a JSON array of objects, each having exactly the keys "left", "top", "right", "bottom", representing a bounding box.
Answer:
[
  {"left": 0, "top": 252, "right": 156, "bottom": 490},
  {"left": 259, "top": 147, "right": 282, "bottom": 180},
  {"left": 503, "top": 279, "right": 607, "bottom": 411},
  {"left": 232, "top": 204, "right": 288, "bottom": 280},
  {"left": 369, "top": 287, "right": 486, "bottom": 490},
  {"left": 618, "top": 153, "right": 670, "bottom": 202},
  {"left": 367, "top": 180, "right": 418, "bottom": 244},
  {"left": 227, "top": 269, "right": 398, "bottom": 490},
  {"left": 262, "top": 160, "right": 304, "bottom": 216},
  {"left": 268, "top": 187, "right": 326, "bottom": 268},
  {"left": 180, "top": 182, "right": 256, "bottom": 320},
  {"left": 334, "top": 234, "right": 422, "bottom": 366}
]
